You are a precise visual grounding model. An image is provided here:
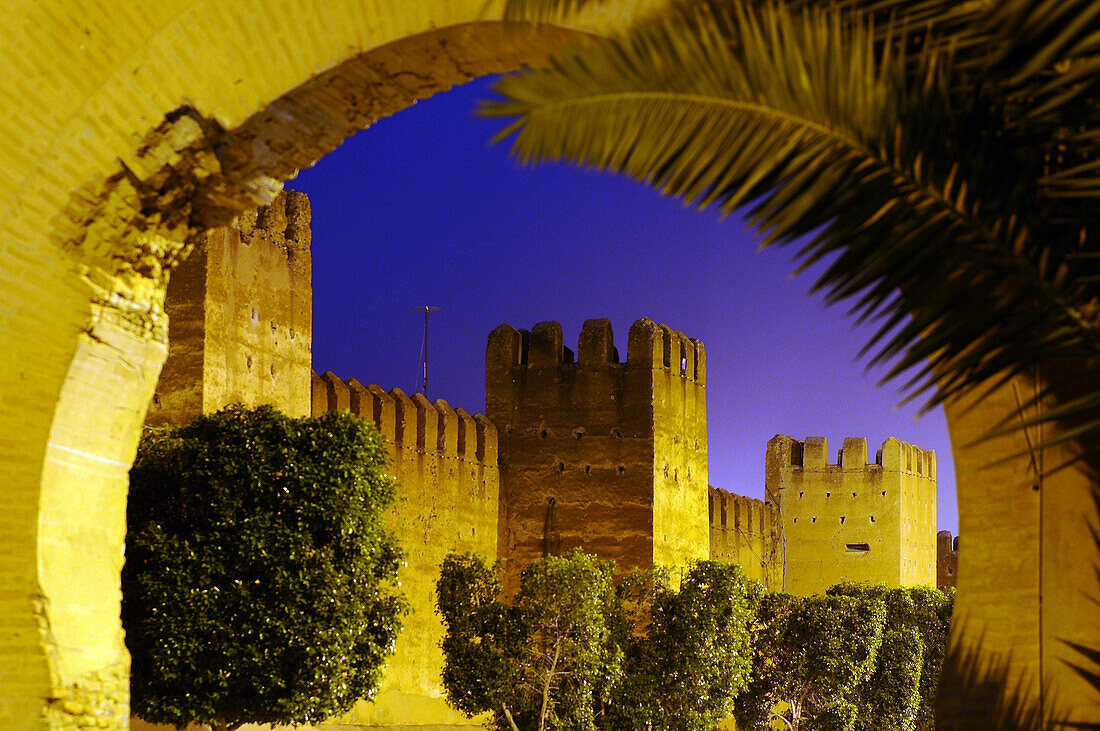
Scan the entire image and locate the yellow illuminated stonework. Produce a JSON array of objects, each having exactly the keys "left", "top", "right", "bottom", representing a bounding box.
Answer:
[
  {"left": 766, "top": 435, "right": 937, "bottom": 596},
  {"left": 2, "top": 1, "right": 1098, "bottom": 728}
]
